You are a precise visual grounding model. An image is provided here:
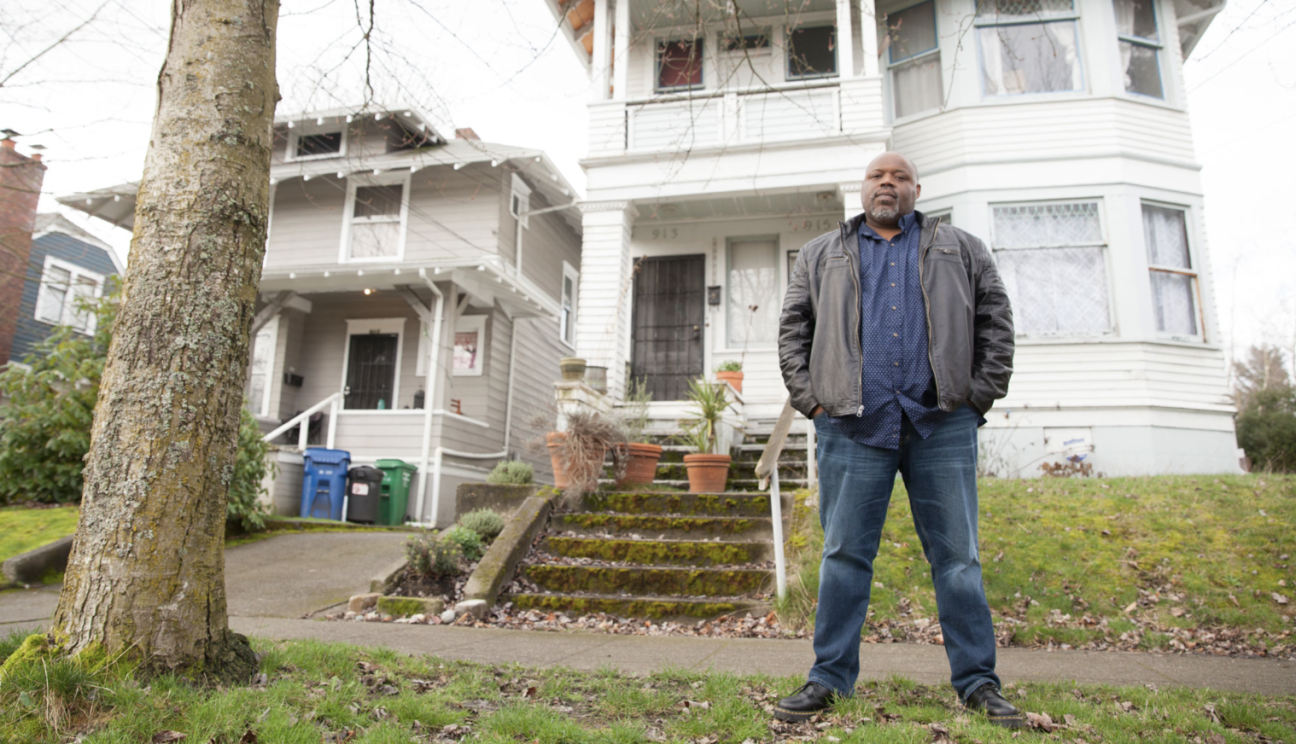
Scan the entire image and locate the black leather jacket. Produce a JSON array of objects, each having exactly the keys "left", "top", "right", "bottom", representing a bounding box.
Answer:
[{"left": 778, "top": 210, "right": 1014, "bottom": 419}]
